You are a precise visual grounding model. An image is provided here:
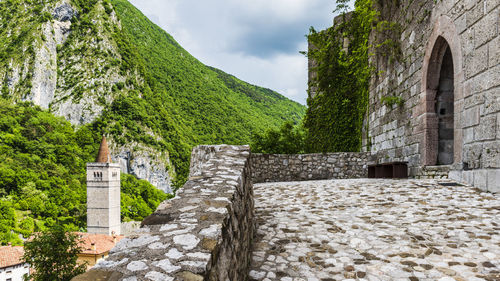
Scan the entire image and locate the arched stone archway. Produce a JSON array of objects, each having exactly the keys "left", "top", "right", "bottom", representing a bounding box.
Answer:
[{"left": 420, "top": 16, "right": 465, "bottom": 167}]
